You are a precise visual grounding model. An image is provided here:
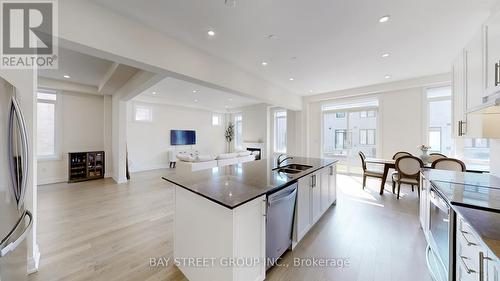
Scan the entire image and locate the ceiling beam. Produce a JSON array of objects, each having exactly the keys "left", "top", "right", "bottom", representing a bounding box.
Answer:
[
  {"left": 38, "top": 77, "right": 99, "bottom": 95},
  {"left": 98, "top": 62, "right": 119, "bottom": 93}
]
